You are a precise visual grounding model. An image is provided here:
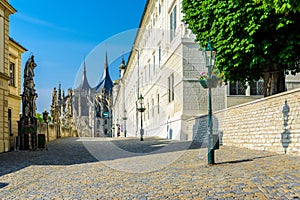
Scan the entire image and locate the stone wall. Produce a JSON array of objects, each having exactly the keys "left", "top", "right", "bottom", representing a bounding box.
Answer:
[
  {"left": 191, "top": 88, "right": 300, "bottom": 156},
  {"left": 37, "top": 122, "right": 77, "bottom": 143}
]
